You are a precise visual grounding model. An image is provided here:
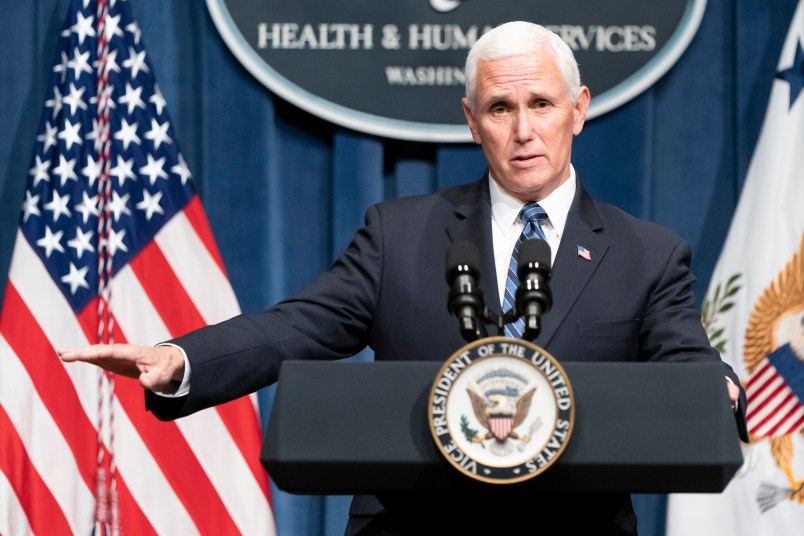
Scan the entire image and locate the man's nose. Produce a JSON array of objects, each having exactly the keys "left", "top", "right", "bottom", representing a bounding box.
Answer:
[{"left": 513, "top": 109, "right": 535, "bottom": 143}]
